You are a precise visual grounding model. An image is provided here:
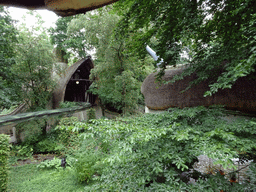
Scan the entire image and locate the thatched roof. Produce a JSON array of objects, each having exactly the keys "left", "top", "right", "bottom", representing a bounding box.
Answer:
[
  {"left": 1, "top": 0, "right": 118, "bottom": 16},
  {"left": 52, "top": 57, "right": 94, "bottom": 108},
  {"left": 141, "top": 69, "right": 256, "bottom": 113}
]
